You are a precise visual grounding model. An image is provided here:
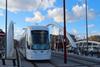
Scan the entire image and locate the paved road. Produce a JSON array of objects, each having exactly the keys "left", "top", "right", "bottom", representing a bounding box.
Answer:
[
  {"left": 0, "top": 51, "right": 100, "bottom": 67},
  {"left": 0, "top": 58, "right": 33, "bottom": 67},
  {"left": 52, "top": 51, "right": 100, "bottom": 67}
]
